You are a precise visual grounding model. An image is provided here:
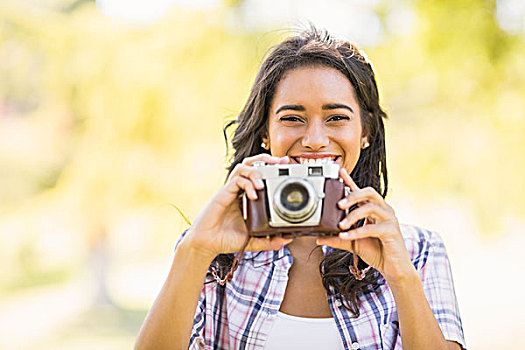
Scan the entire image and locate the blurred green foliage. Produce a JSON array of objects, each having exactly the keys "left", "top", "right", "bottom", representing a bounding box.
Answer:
[{"left": 0, "top": 0, "right": 523, "bottom": 293}]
